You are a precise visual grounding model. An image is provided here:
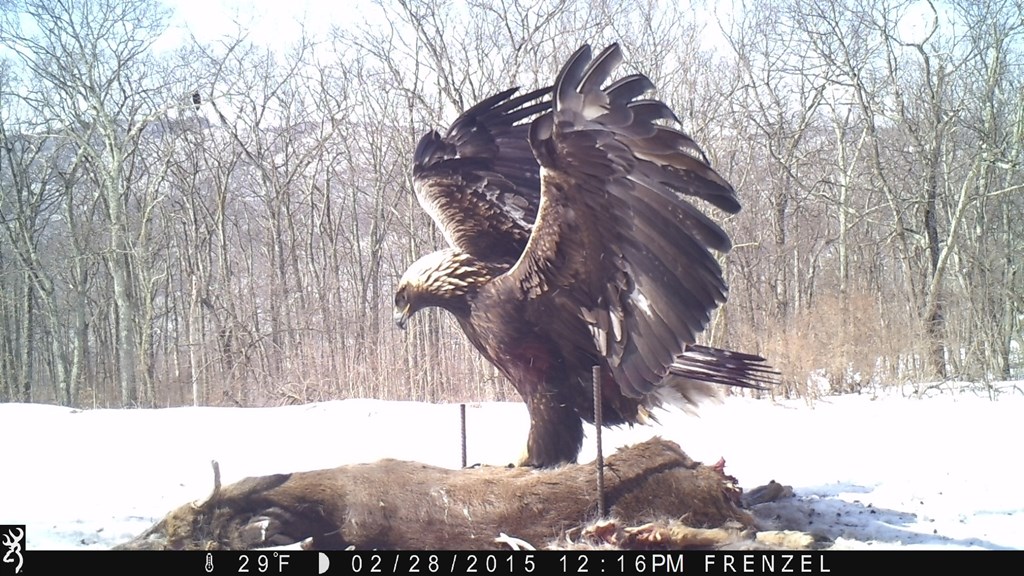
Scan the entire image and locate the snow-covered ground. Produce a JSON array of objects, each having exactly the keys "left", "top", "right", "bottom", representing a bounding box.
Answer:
[{"left": 1, "top": 385, "right": 1021, "bottom": 550}]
